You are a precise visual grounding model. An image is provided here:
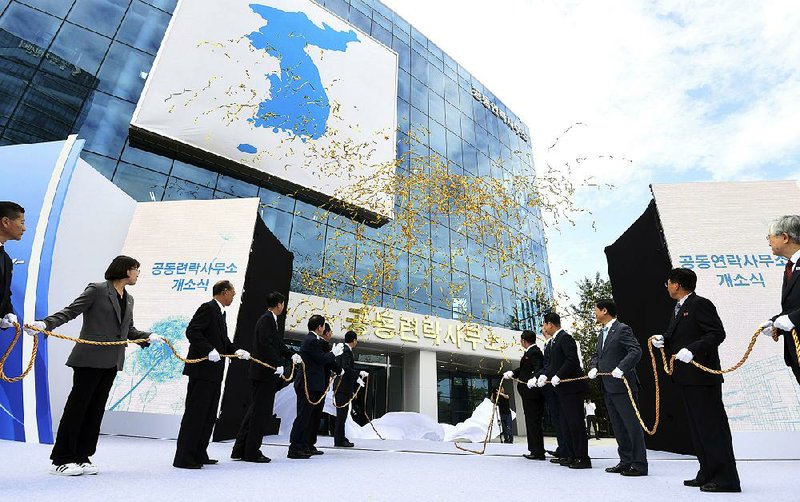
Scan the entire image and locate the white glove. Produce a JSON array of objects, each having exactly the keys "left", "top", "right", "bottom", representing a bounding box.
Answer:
[
  {"left": 331, "top": 343, "right": 344, "bottom": 357},
  {"left": 24, "top": 320, "right": 46, "bottom": 336},
  {"left": 775, "top": 315, "right": 795, "bottom": 332},
  {"left": 611, "top": 367, "right": 624, "bottom": 379},
  {"left": 652, "top": 335, "right": 665, "bottom": 349},
  {"left": 536, "top": 374, "right": 547, "bottom": 387},
  {"left": 274, "top": 365, "right": 284, "bottom": 377},
  {"left": 0, "top": 313, "right": 18, "bottom": 329},
  {"left": 359, "top": 370, "right": 368, "bottom": 378},
  {"left": 676, "top": 348, "right": 694, "bottom": 363},
  {"left": 551, "top": 375, "right": 561, "bottom": 386},
  {"left": 291, "top": 353, "right": 303, "bottom": 364},
  {"left": 208, "top": 349, "right": 221, "bottom": 362},
  {"left": 502, "top": 370, "right": 514, "bottom": 379},
  {"left": 759, "top": 321, "right": 774, "bottom": 337},
  {"left": 235, "top": 349, "right": 250, "bottom": 360},
  {"left": 526, "top": 377, "right": 537, "bottom": 389},
  {"left": 588, "top": 368, "right": 598, "bottom": 379},
  {"left": 148, "top": 333, "right": 165, "bottom": 344},
  {"left": 339, "top": 368, "right": 346, "bottom": 376},
  {"left": 357, "top": 377, "right": 365, "bottom": 387}
]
